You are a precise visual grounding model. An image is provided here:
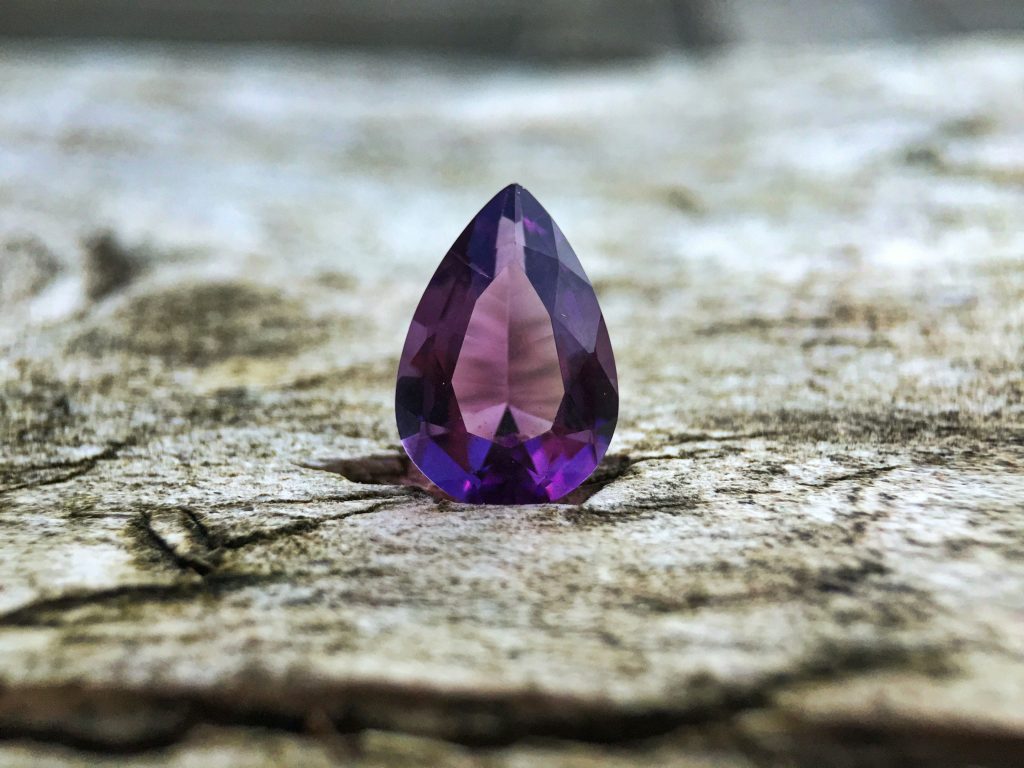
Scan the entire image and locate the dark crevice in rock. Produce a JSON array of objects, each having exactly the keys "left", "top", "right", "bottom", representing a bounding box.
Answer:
[
  {"left": 0, "top": 638, "right": 952, "bottom": 756},
  {"left": 798, "top": 464, "right": 902, "bottom": 490},
  {"left": 217, "top": 497, "right": 404, "bottom": 549},
  {"left": 0, "top": 462, "right": 101, "bottom": 495},
  {"left": 0, "top": 723, "right": 195, "bottom": 756},
  {"left": 0, "top": 574, "right": 283, "bottom": 628},
  {"left": 660, "top": 410, "right": 1022, "bottom": 448},
  {"left": 662, "top": 429, "right": 782, "bottom": 444},
  {"left": 134, "top": 496, "right": 403, "bottom": 572},
  {"left": 0, "top": 439, "right": 128, "bottom": 494},
  {"left": 178, "top": 506, "right": 216, "bottom": 550},
  {"left": 222, "top": 489, "right": 411, "bottom": 509},
  {"left": 136, "top": 507, "right": 222, "bottom": 576}
]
